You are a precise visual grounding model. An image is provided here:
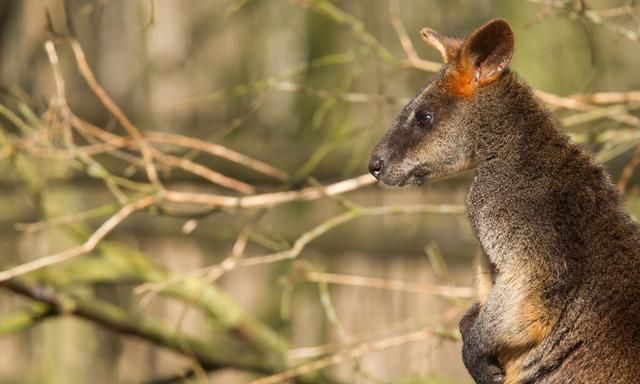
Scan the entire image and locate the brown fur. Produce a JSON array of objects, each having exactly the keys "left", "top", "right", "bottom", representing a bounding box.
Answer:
[
  {"left": 368, "top": 19, "right": 640, "bottom": 384},
  {"left": 447, "top": 67, "right": 477, "bottom": 98}
]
